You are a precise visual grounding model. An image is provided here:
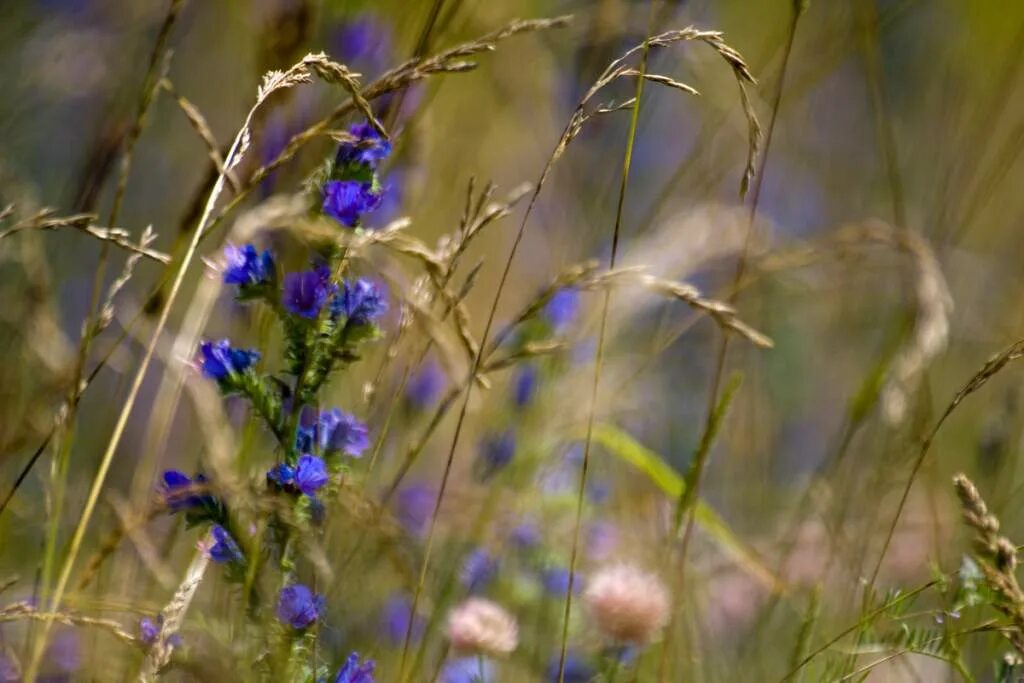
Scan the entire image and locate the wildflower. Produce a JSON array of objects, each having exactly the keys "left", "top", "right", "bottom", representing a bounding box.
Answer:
[
  {"left": 440, "top": 657, "right": 494, "bottom": 683},
  {"left": 333, "top": 651, "right": 375, "bottom": 683},
  {"left": 276, "top": 584, "right": 325, "bottom": 630},
  {"left": 282, "top": 265, "right": 336, "bottom": 319},
  {"left": 332, "top": 278, "right": 388, "bottom": 325},
  {"left": 222, "top": 243, "right": 274, "bottom": 287},
  {"left": 294, "top": 454, "right": 329, "bottom": 496},
  {"left": 335, "top": 122, "right": 391, "bottom": 169},
  {"left": 380, "top": 594, "right": 425, "bottom": 645},
  {"left": 395, "top": 484, "right": 435, "bottom": 537},
  {"left": 330, "top": 16, "right": 393, "bottom": 77},
  {"left": 475, "top": 430, "right": 516, "bottom": 481},
  {"left": 406, "top": 358, "right": 444, "bottom": 409},
  {"left": 586, "top": 520, "right": 618, "bottom": 561},
  {"left": 322, "top": 180, "right": 383, "bottom": 228},
  {"left": 198, "top": 339, "right": 259, "bottom": 381},
  {"left": 139, "top": 616, "right": 160, "bottom": 645},
  {"left": 508, "top": 521, "right": 541, "bottom": 550},
  {"left": 545, "top": 287, "right": 580, "bottom": 332},
  {"left": 545, "top": 653, "right": 595, "bottom": 683},
  {"left": 541, "top": 566, "right": 582, "bottom": 597},
  {"left": 319, "top": 408, "right": 370, "bottom": 457},
  {"left": 512, "top": 364, "right": 538, "bottom": 407},
  {"left": 0, "top": 654, "right": 18, "bottom": 682},
  {"left": 460, "top": 548, "right": 498, "bottom": 593},
  {"left": 161, "top": 470, "right": 211, "bottom": 512},
  {"left": 266, "top": 462, "right": 296, "bottom": 490},
  {"left": 208, "top": 525, "right": 244, "bottom": 564},
  {"left": 445, "top": 598, "right": 518, "bottom": 656},
  {"left": 583, "top": 564, "right": 670, "bottom": 644}
]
